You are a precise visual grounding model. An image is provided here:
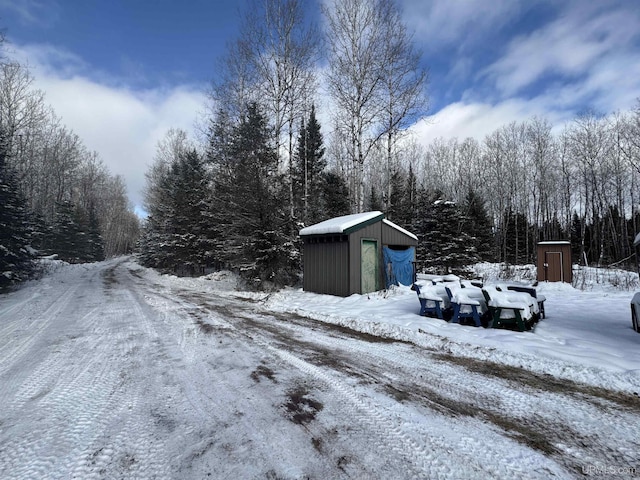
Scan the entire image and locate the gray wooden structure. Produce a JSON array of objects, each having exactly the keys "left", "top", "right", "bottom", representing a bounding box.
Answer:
[{"left": 299, "top": 211, "right": 418, "bottom": 296}]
